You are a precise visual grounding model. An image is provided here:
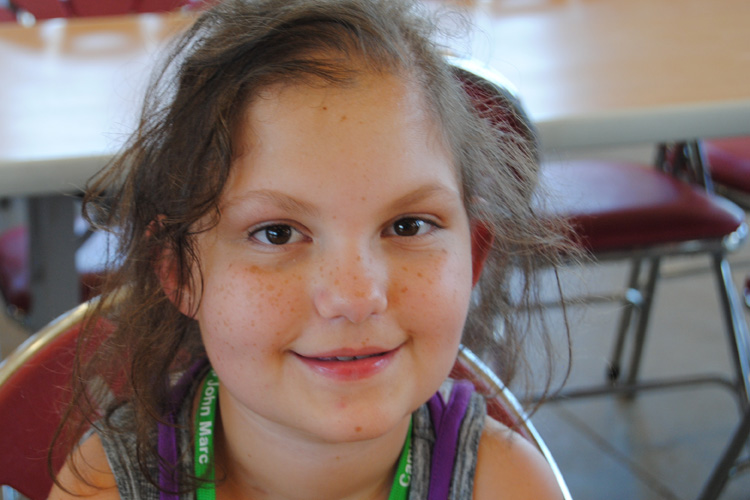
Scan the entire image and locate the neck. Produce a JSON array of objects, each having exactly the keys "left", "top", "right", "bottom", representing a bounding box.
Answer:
[{"left": 211, "top": 388, "right": 410, "bottom": 500}]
